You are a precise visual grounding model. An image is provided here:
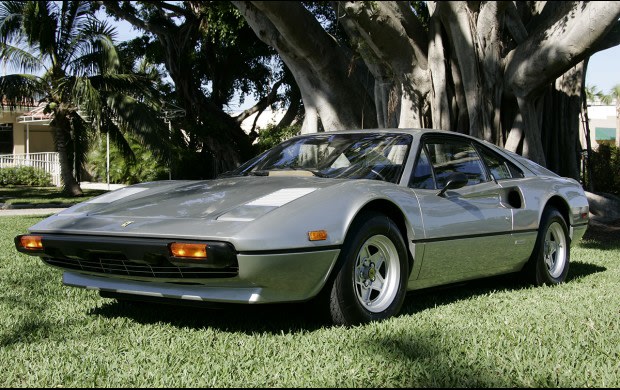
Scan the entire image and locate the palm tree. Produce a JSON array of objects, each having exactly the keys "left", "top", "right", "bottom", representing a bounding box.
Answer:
[
  {"left": 0, "top": 1, "right": 168, "bottom": 195},
  {"left": 585, "top": 84, "right": 612, "bottom": 105}
]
